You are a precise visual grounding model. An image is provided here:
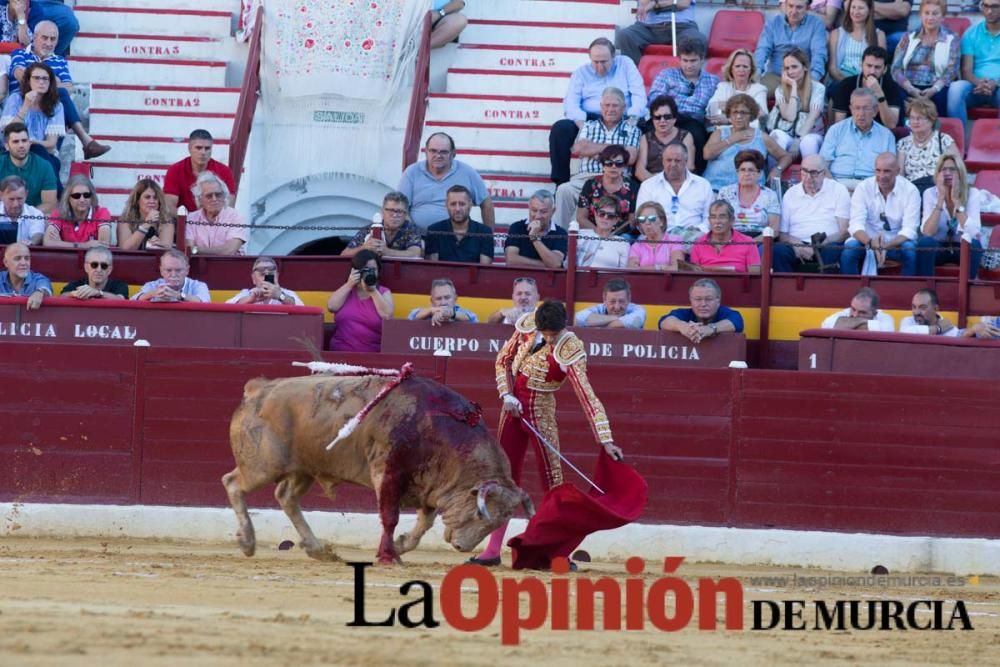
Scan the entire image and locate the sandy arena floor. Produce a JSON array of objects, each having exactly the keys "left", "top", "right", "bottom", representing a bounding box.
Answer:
[{"left": 0, "top": 537, "right": 997, "bottom": 666}]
